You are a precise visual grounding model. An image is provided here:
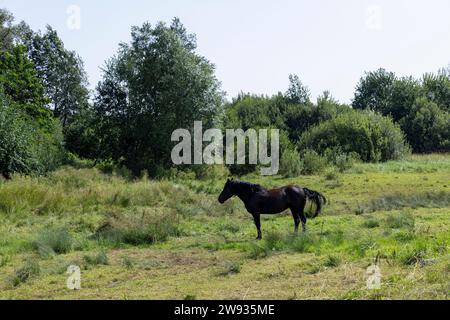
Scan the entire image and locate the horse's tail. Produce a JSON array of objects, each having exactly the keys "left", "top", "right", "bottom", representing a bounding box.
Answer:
[{"left": 303, "top": 187, "right": 327, "bottom": 218}]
